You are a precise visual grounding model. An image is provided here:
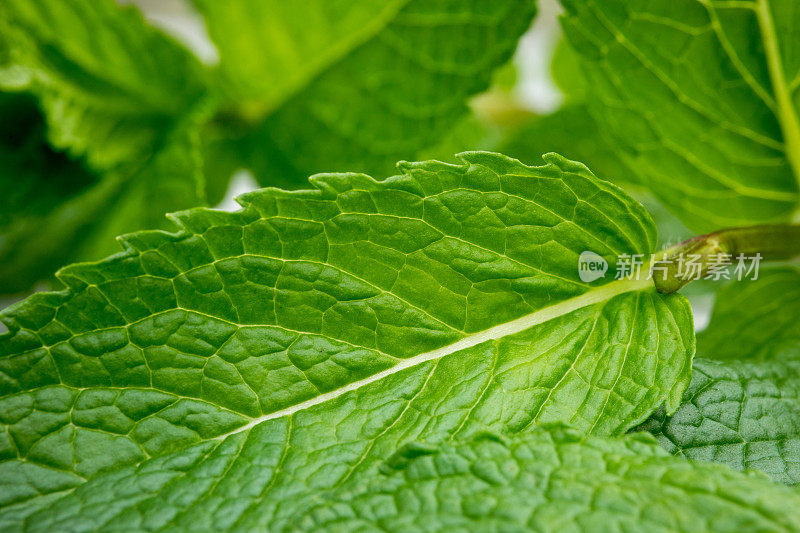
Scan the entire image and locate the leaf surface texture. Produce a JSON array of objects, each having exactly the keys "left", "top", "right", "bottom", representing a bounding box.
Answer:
[
  {"left": 639, "top": 268, "right": 800, "bottom": 483},
  {"left": 0, "top": 153, "right": 694, "bottom": 529},
  {"left": 561, "top": 0, "right": 800, "bottom": 231},
  {"left": 293, "top": 426, "right": 800, "bottom": 532}
]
